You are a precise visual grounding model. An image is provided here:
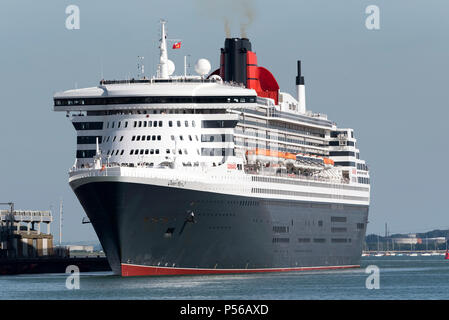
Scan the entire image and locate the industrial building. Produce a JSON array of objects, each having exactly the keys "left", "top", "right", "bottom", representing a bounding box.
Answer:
[{"left": 0, "top": 208, "right": 54, "bottom": 258}]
